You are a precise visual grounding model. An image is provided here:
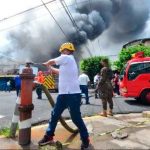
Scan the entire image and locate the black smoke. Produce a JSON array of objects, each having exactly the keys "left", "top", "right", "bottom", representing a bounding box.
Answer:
[
  {"left": 3, "top": 0, "right": 150, "bottom": 62},
  {"left": 74, "top": 0, "right": 150, "bottom": 41}
]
